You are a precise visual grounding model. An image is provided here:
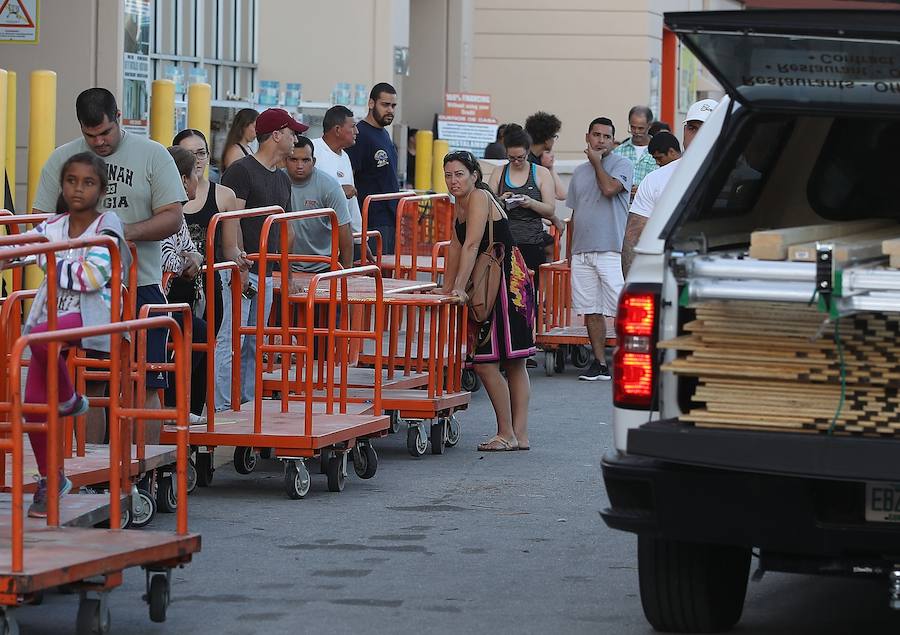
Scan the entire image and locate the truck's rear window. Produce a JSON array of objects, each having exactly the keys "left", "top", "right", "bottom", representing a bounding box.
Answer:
[{"left": 808, "top": 117, "right": 900, "bottom": 220}]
